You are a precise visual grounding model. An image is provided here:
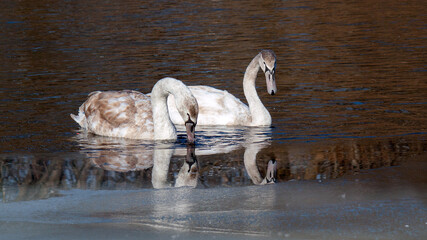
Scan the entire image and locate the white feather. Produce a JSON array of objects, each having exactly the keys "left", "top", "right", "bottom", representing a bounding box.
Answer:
[{"left": 166, "top": 50, "right": 277, "bottom": 126}]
